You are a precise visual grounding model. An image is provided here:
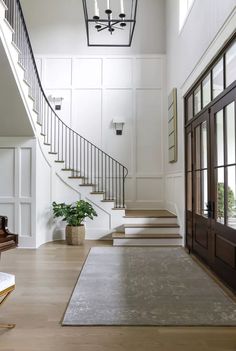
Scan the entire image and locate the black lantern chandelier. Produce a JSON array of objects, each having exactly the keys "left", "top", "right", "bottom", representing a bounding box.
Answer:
[{"left": 82, "top": 0, "right": 138, "bottom": 47}]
